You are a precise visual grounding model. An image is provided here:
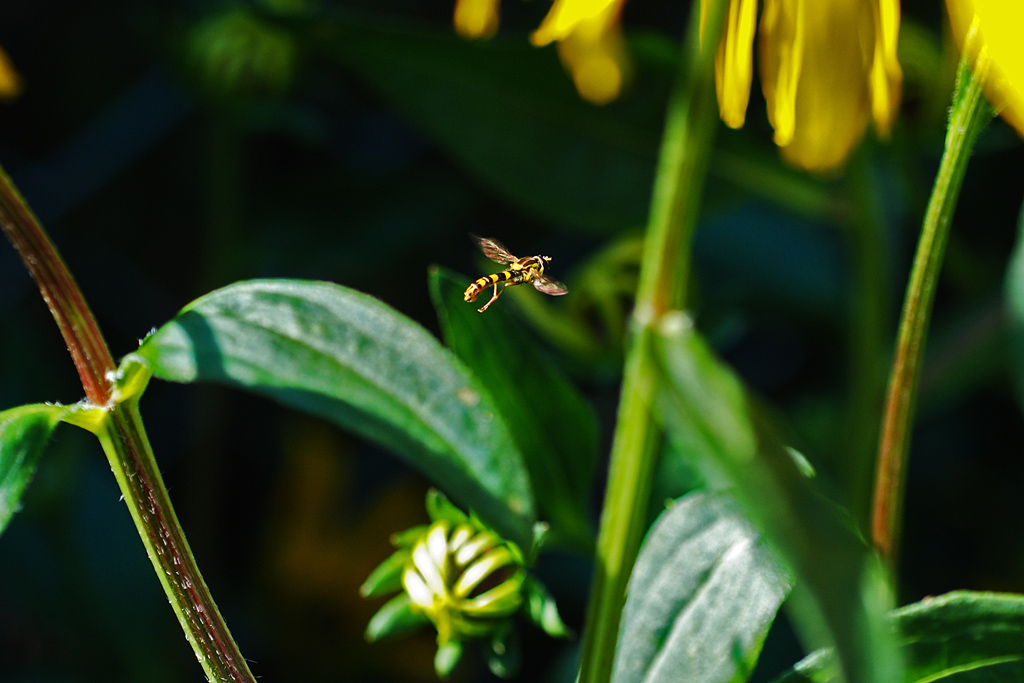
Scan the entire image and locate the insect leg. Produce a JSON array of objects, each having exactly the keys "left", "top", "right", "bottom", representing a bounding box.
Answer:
[{"left": 477, "top": 282, "right": 504, "bottom": 313}]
